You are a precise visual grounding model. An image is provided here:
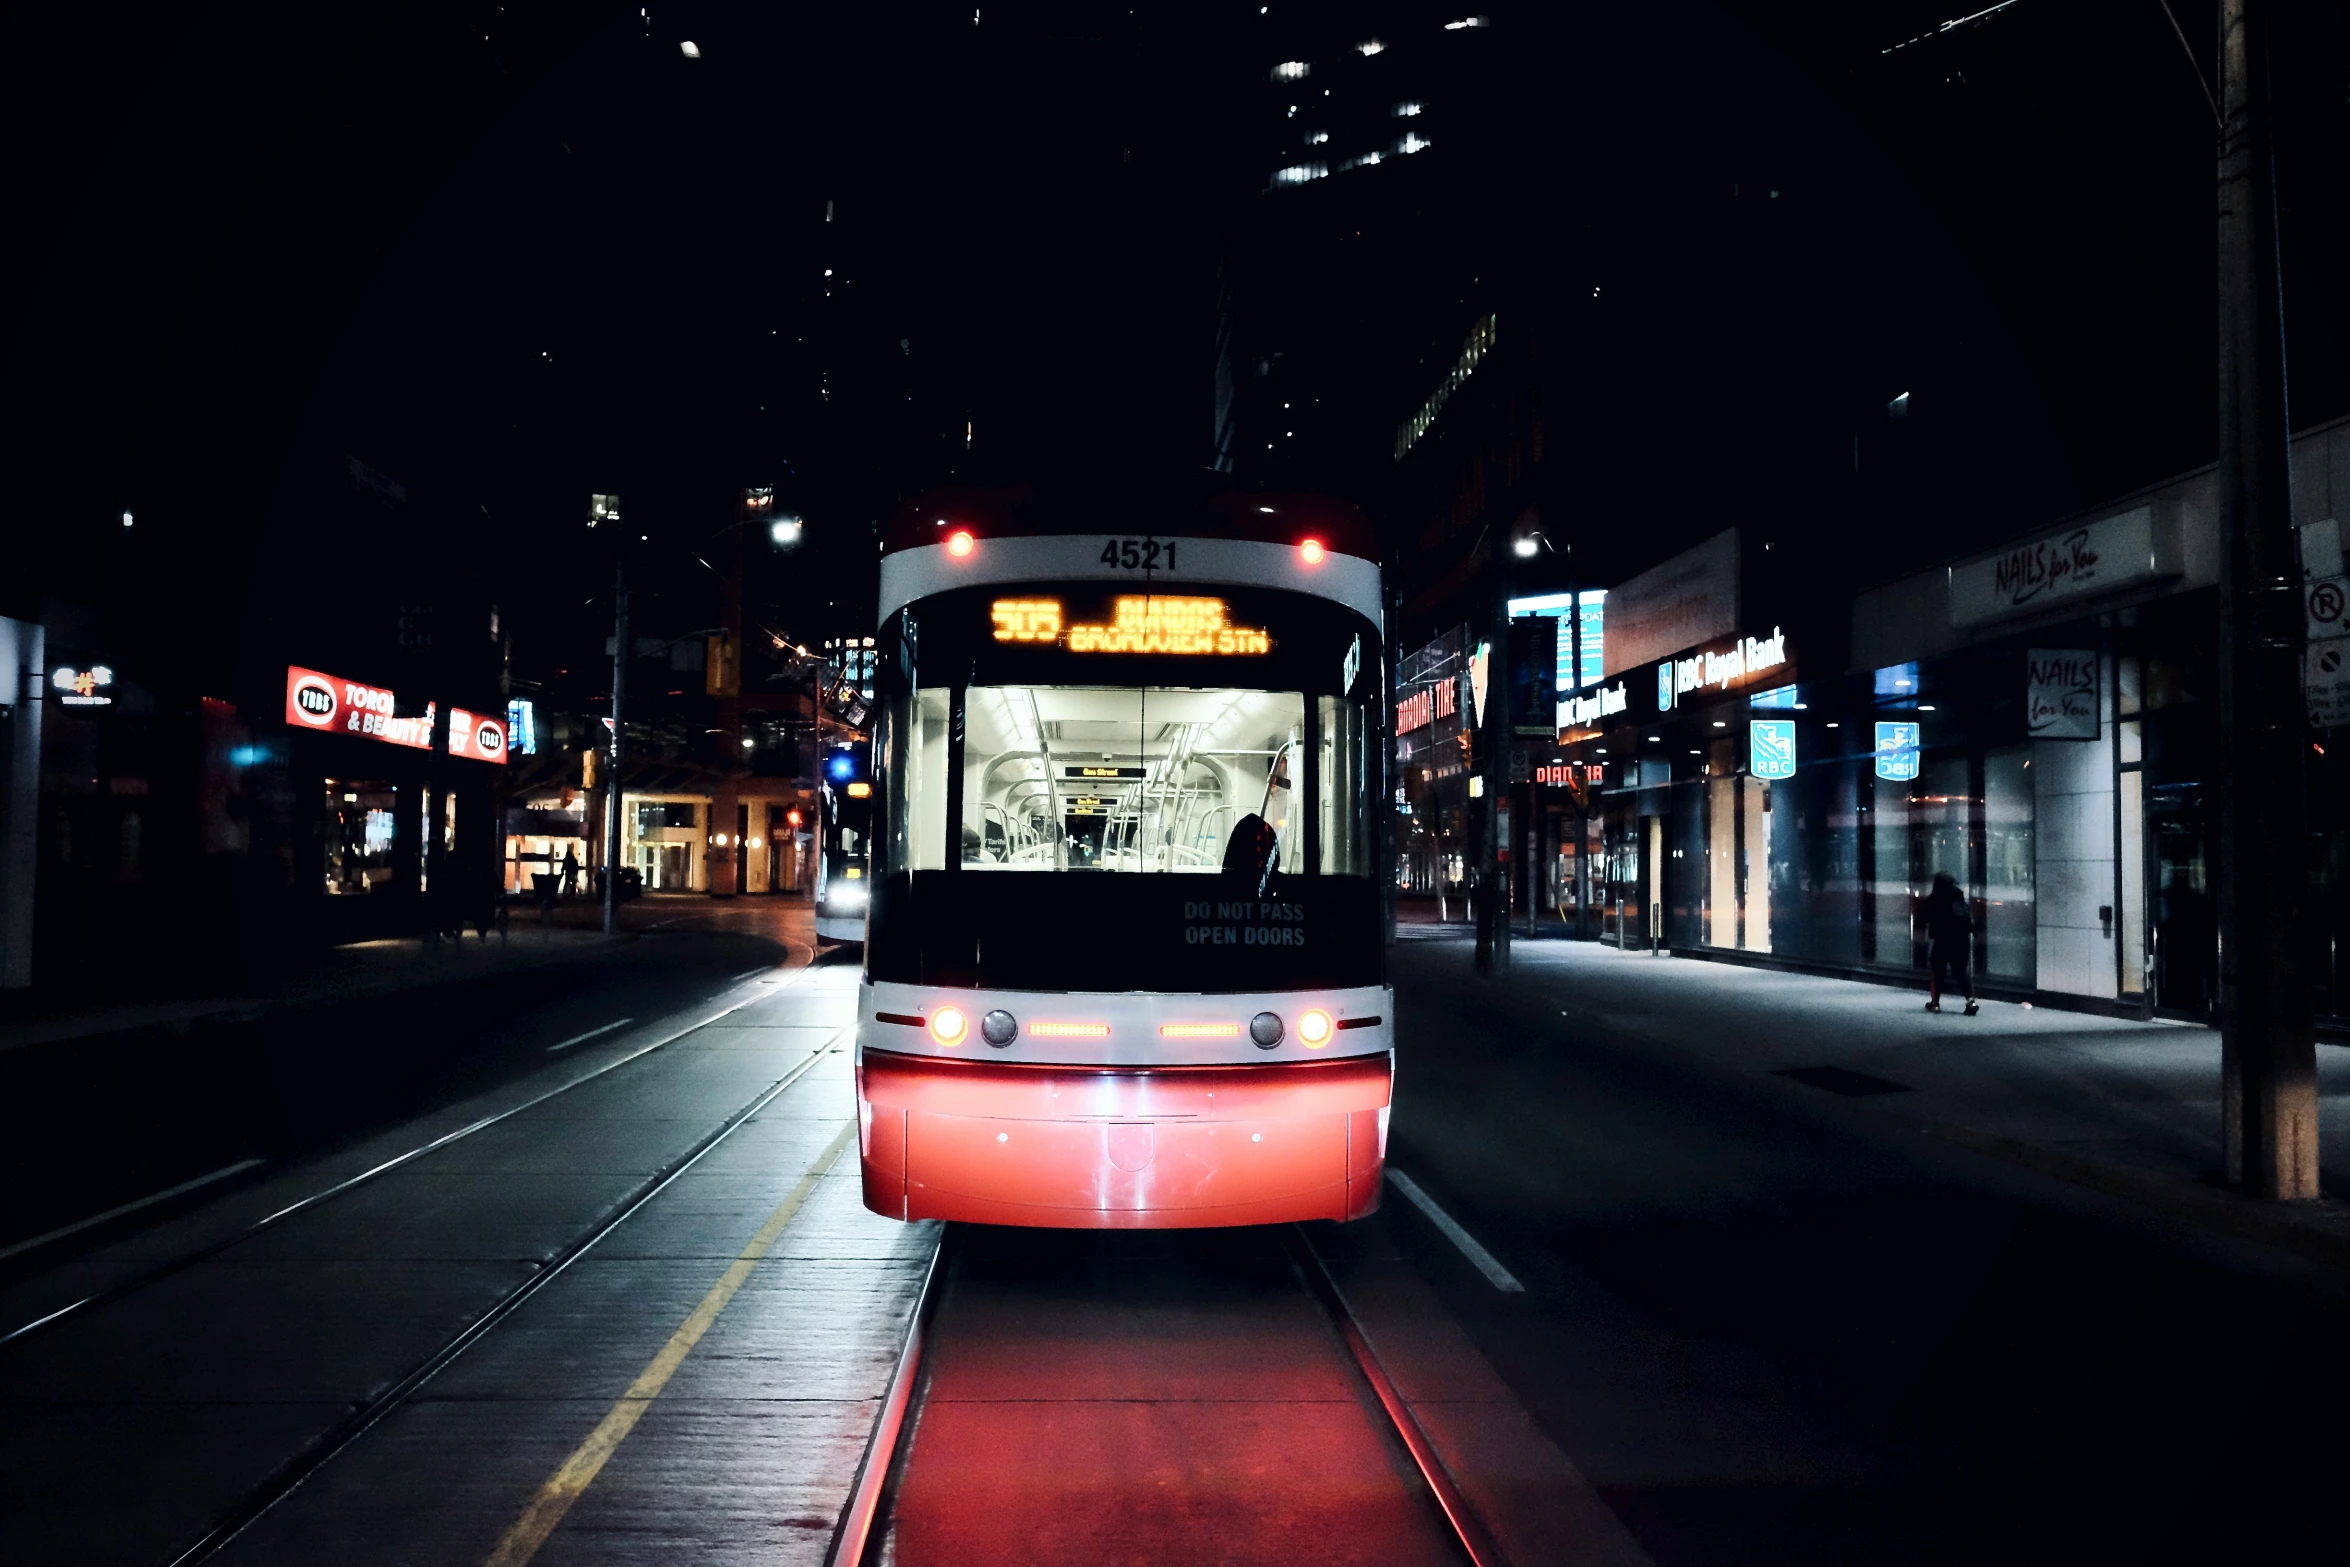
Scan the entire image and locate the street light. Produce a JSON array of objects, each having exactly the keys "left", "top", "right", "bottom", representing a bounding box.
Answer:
[{"left": 769, "top": 515, "right": 803, "bottom": 547}]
